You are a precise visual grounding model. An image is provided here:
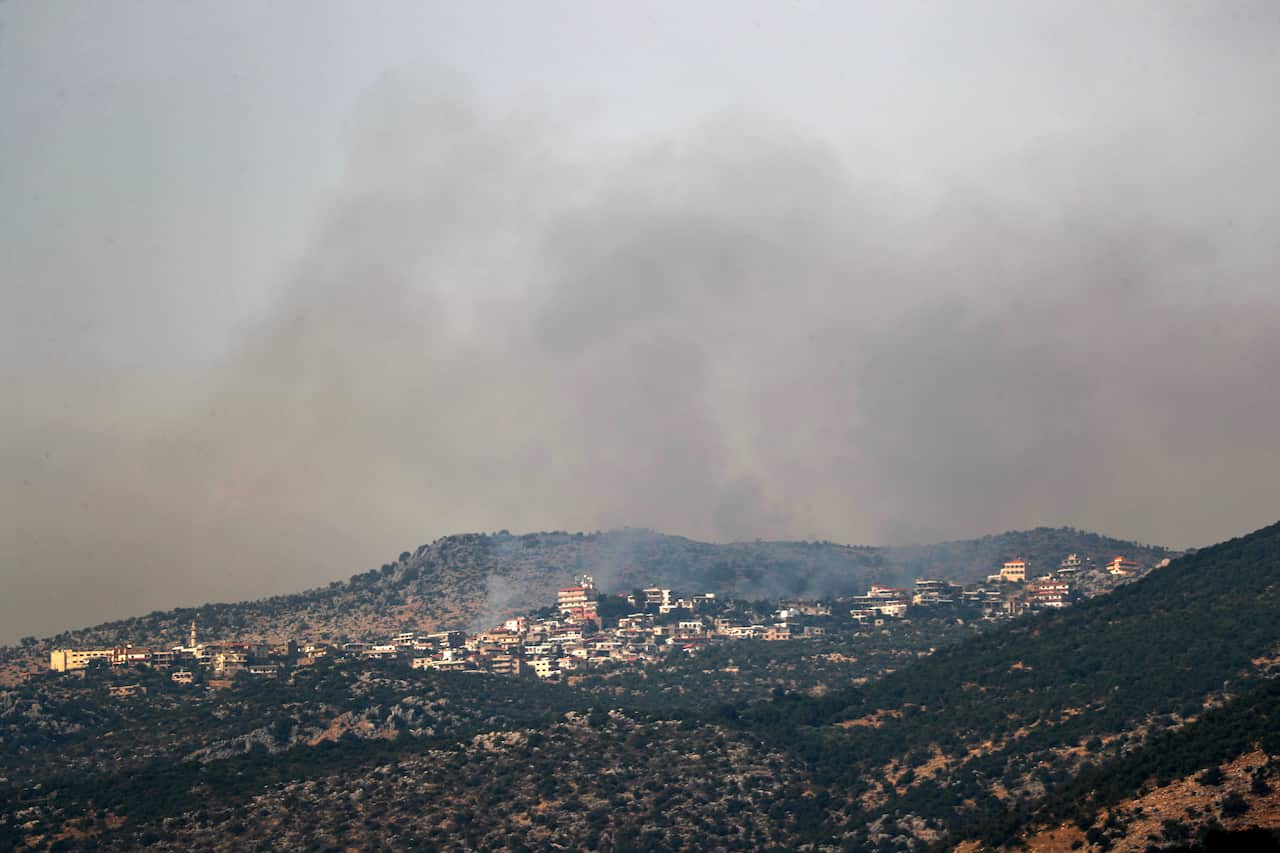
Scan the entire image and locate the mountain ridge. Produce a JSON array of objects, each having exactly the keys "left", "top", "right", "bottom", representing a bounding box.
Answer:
[{"left": 5, "top": 525, "right": 1169, "bottom": 657}]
